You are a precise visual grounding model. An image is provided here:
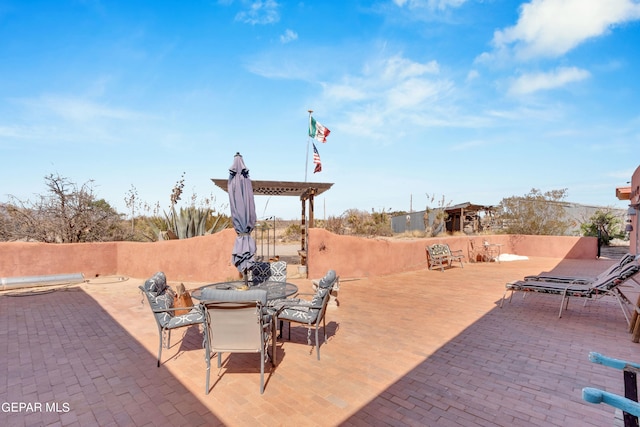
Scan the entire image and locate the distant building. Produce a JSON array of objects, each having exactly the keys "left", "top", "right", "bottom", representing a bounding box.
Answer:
[
  {"left": 616, "top": 165, "right": 639, "bottom": 255},
  {"left": 391, "top": 201, "right": 625, "bottom": 236},
  {"left": 391, "top": 202, "right": 495, "bottom": 234}
]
